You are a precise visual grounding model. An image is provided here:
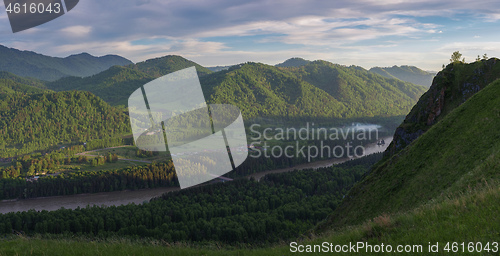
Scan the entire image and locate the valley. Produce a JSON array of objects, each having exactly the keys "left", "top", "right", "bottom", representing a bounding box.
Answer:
[
  {"left": 0, "top": 45, "right": 498, "bottom": 255},
  {"left": 0, "top": 137, "right": 392, "bottom": 214}
]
